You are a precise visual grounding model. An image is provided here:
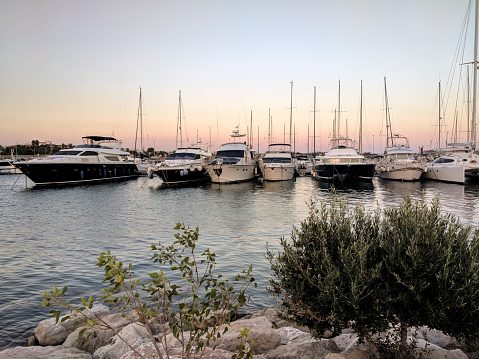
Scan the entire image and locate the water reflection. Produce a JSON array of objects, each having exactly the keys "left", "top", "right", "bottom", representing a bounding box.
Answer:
[{"left": 3, "top": 174, "right": 479, "bottom": 350}]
